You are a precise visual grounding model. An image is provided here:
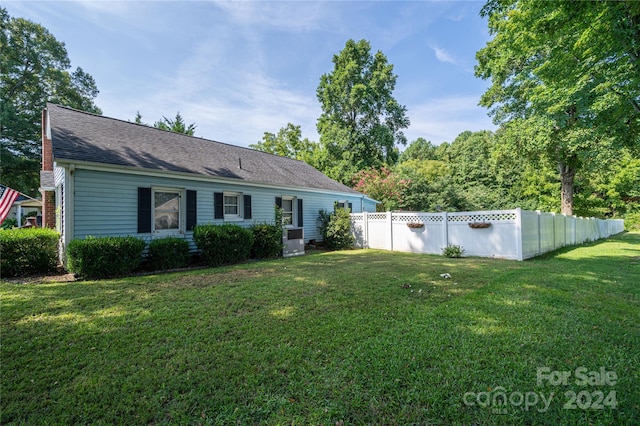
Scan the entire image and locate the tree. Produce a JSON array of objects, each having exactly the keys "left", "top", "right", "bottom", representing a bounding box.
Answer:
[
  {"left": 317, "top": 39, "right": 410, "bottom": 184},
  {"left": 153, "top": 112, "right": 196, "bottom": 135},
  {"left": 1, "top": 7, "right": 101, "bottom": 195},
  {"left": 250, "top": 123, "right": 318, "bottom": 162},
  {"left": 476, "top": 0, "right": 640, "bottom": 215},
  {"left": 399, "top": 138, "right": 438, "bottom": 162}
]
